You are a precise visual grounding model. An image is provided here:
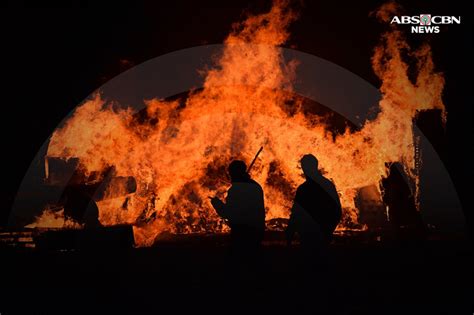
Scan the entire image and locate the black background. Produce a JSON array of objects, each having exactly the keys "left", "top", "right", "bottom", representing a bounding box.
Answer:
[{"left": 0, "top": 0, "right": 471, "bottom": 233}]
